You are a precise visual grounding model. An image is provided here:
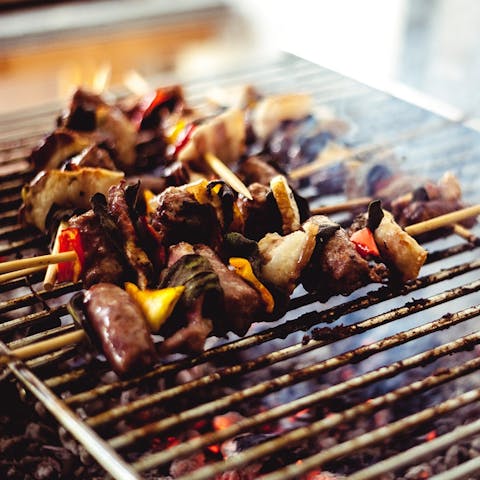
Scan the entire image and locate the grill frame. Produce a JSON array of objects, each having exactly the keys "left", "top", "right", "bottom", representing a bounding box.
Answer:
[{"left": 0, "top": 53, "right": 480, "bottom": 480}]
